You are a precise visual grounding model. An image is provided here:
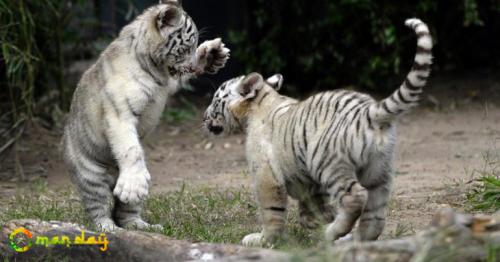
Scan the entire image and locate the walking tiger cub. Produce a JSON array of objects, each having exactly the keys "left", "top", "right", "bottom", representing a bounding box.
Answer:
[
  {"left": 203, "top": 18, "right": 432, "bottom": 246},
  {"left": 63, "top": 0, "right": 229, "bottom": 231}
]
